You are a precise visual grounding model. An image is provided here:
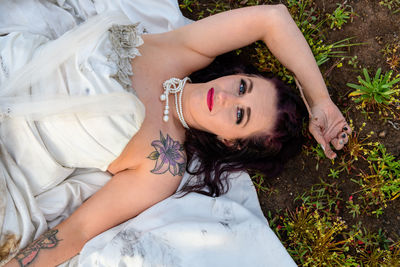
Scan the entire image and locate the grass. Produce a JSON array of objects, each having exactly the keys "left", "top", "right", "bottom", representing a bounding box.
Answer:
[{"left": 178, "top": 0, "right": 400, "bottom": 265}]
